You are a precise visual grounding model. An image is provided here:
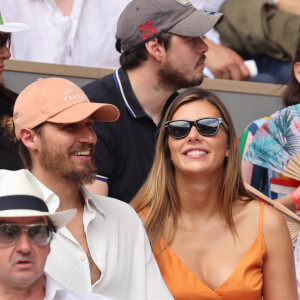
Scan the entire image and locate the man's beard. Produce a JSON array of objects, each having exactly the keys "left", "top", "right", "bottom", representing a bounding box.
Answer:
[
  {"left": 39, "top": 140, "right": 97, "bottom": 185},
  {"left": 158, "top": 57, "right": 205, "bottom": 91}
]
